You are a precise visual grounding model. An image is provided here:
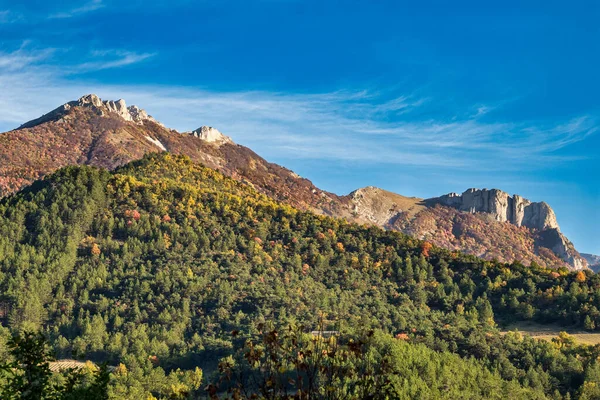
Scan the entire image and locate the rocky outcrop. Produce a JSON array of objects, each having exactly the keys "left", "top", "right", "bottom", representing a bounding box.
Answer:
[
  {"left": 348, "top": 186, "right": 425, "bottom": 226},
  {"left": 103, "top": 99, "right": 157, "bottom": 125},
  {"left": 537, "top": 229, "right": 588, "bottom": 270},
  {"left": 429, "top": 188, "right": 587, "bottom": 270},
  {"left": 431, "top": 188, "right": 559, "bottom": 231},
  {"left": 188, "top": 126, "right": 233, "bottom": 145},
  {"left": 18, "top": 94, "right": 162, "bottom": 129},
  {"left": 582, "top": 253, "right": 600, "bottom": 272}
]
